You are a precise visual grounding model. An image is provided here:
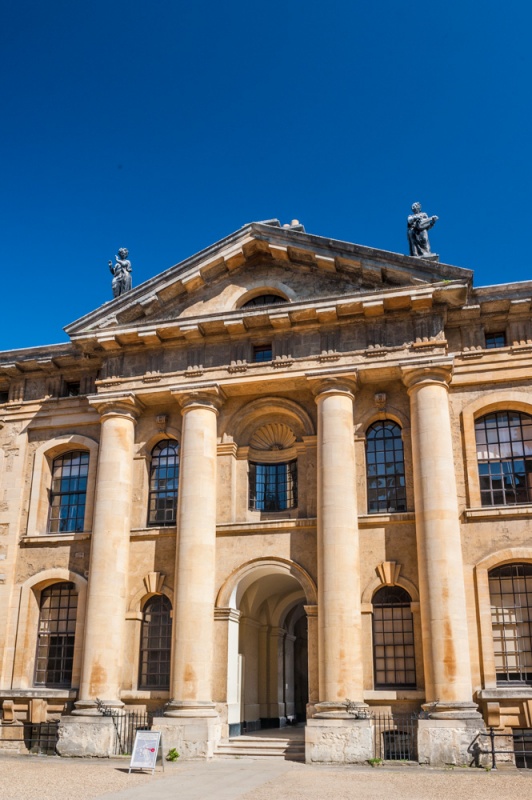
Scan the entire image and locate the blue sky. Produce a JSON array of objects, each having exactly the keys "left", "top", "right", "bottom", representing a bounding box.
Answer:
[{"left": 2, "top": 1, "right": 530, "bottom": 350}]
